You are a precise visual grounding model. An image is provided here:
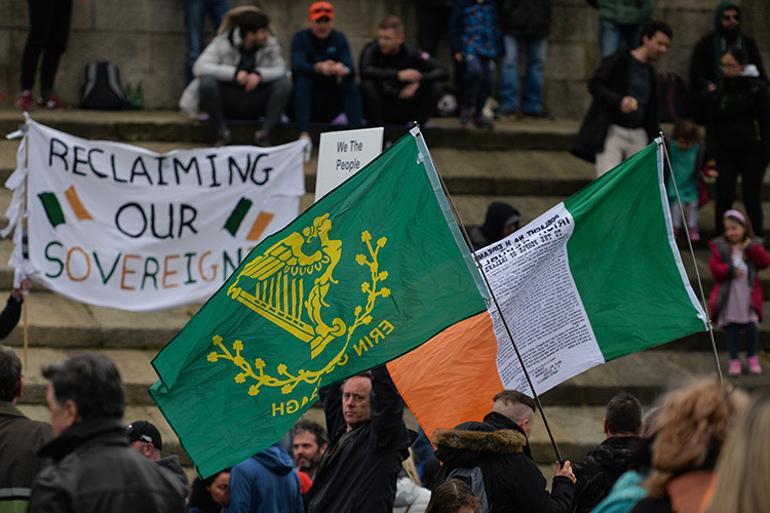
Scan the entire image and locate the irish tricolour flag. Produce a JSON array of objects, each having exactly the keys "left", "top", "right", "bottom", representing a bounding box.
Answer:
[{"left": 389, "top": 140, "right": 709, "bottom": 438}]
